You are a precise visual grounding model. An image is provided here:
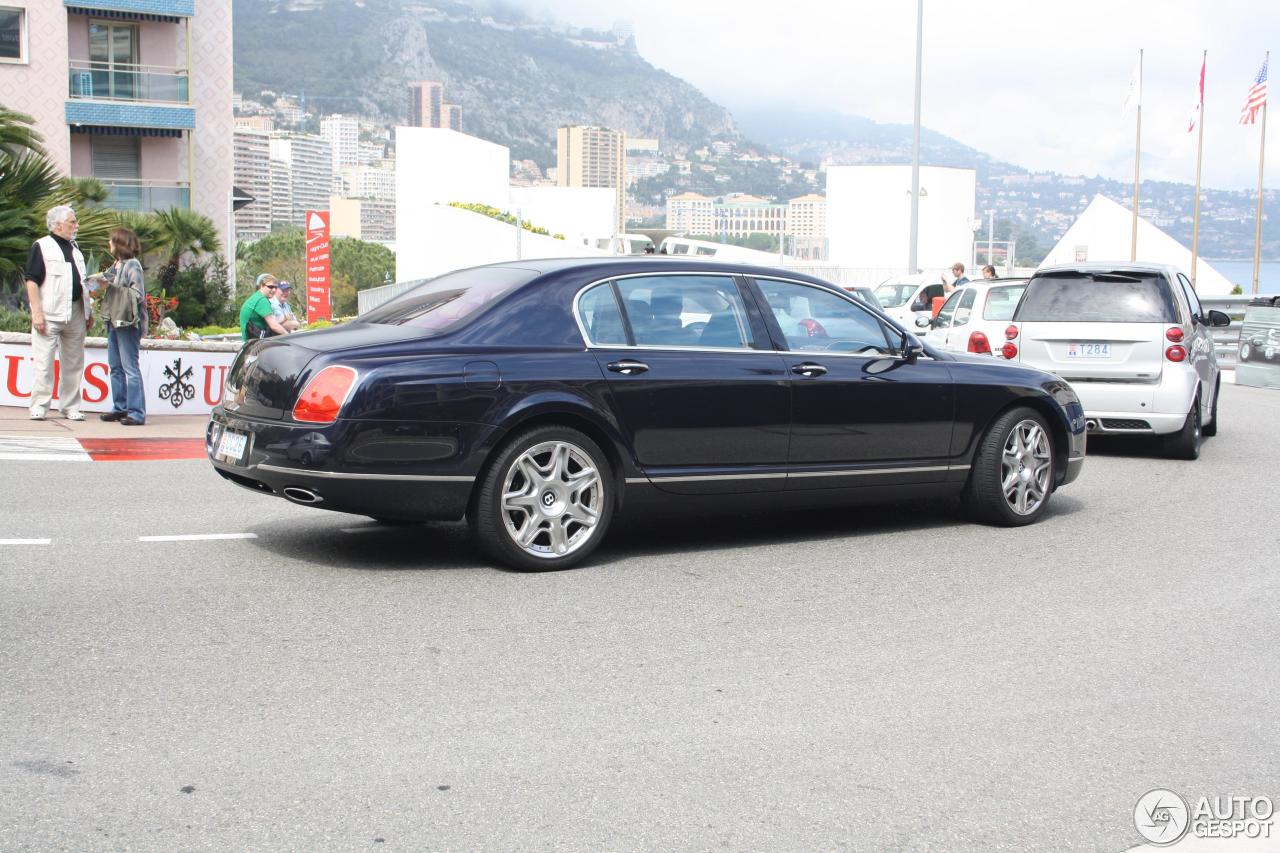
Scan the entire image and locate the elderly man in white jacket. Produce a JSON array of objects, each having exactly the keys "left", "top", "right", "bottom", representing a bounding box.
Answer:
[{"left": 24, "top": 205, "right": 94, "bottom": 420}]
